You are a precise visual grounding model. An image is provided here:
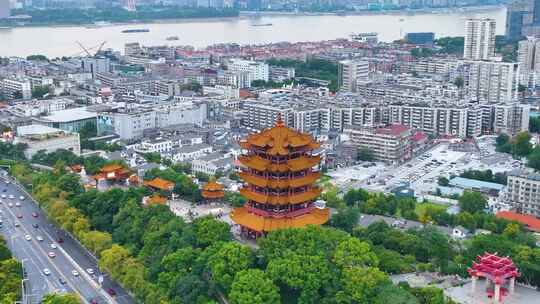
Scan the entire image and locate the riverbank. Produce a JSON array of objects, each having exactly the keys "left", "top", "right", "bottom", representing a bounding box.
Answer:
[{"left": 1, "top": 4, "right": 504, "bottom": 29}]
